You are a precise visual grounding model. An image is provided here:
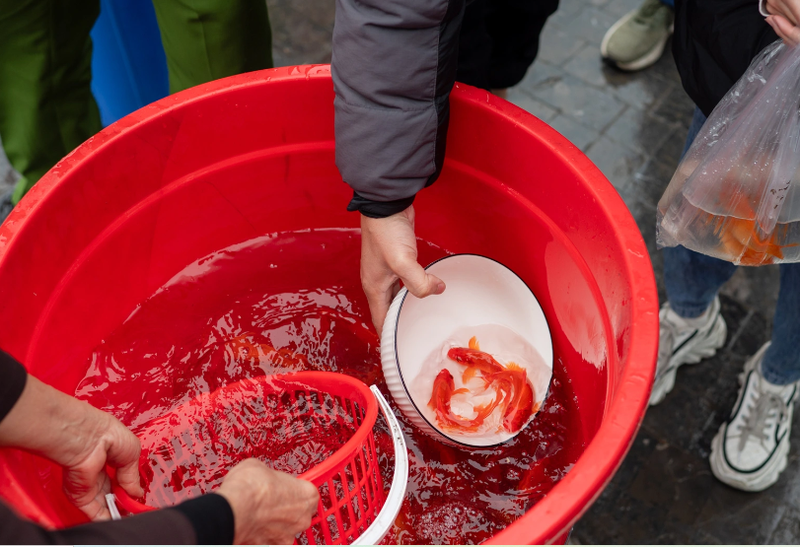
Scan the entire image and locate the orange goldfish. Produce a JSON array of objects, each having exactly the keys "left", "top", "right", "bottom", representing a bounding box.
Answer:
[
  {"left": 429, "top": 338, "right": 536, "bottom": 434},
  {"left": 698, "top": 187, "right": 796, "bottom": 265},
  {"left": 225, "top": 333, "right": 309, "bottom": 370},
  {"left": 428, "top": 369, "right": 488, "bottom": 432}
]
